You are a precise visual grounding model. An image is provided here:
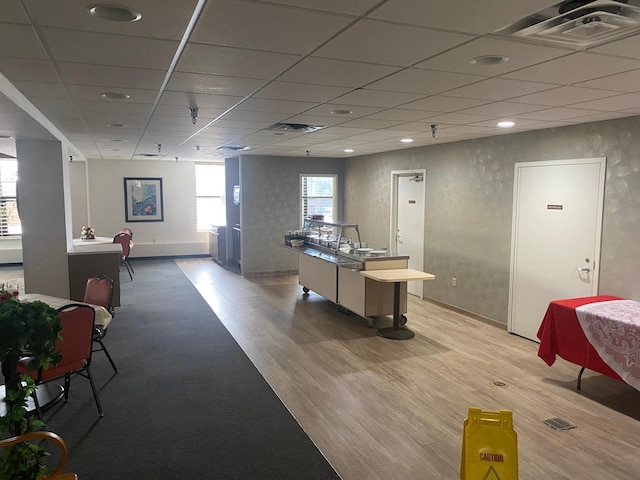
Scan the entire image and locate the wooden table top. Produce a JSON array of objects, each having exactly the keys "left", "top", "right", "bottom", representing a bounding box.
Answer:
[{"left": 360, "top": 268, "right": 435, "bottom": 283}]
